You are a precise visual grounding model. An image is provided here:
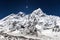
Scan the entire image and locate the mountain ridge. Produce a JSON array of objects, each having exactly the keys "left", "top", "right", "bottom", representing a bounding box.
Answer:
[{"left": 0, "top": 8, "right": 60, "bottom": 40}]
